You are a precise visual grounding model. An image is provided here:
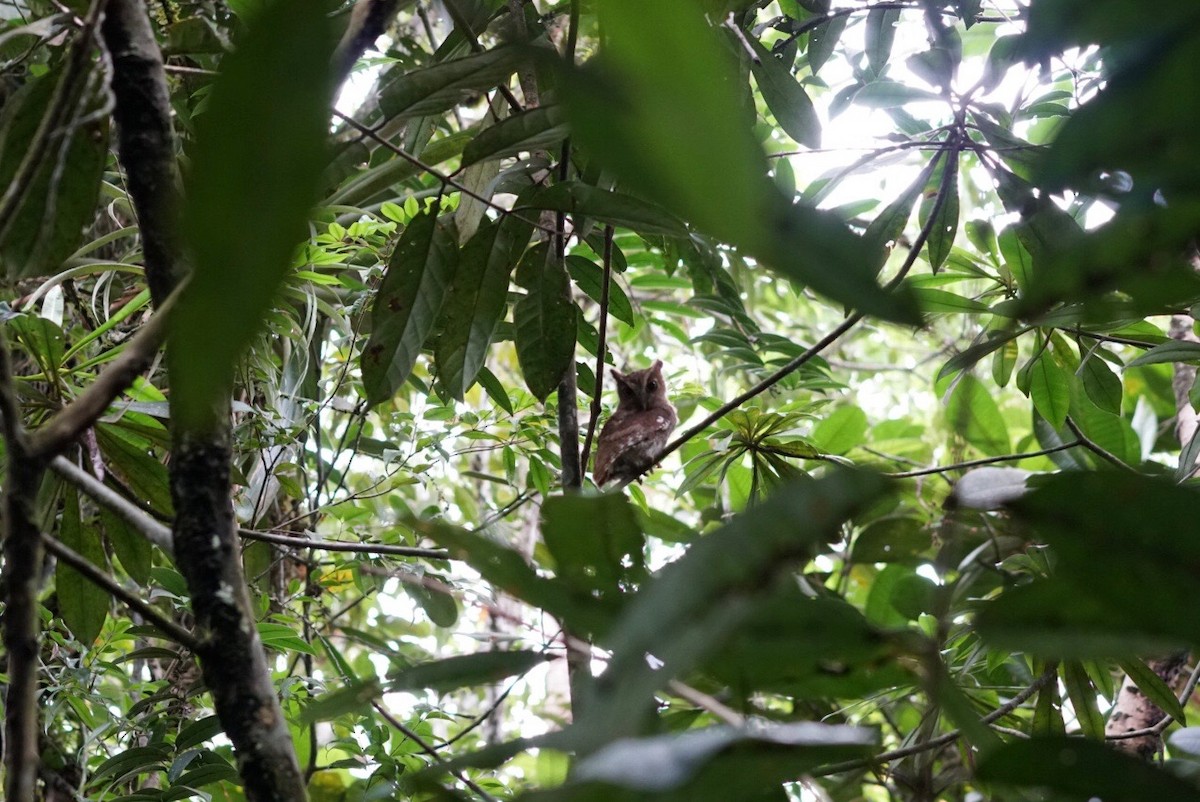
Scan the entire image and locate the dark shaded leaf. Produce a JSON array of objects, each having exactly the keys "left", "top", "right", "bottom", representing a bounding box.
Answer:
[
  {"left": 519, "top": 182, "right": 688, "bottom": 238},
  {"left": 0, "top": 71, "right": 108, "bottom": 279},
  {"left": 556, "top": 0, "right": 918, "bottom": 324},
  {"left": 977, "top": 736, "right": 1200, "bottom": 801},
  {"left": 749, "top": 37, "right": 820, "bottom": 147},
  {"left": 174, "top": 1, "right": 336, "bottom": 429},
  {"left": 865, "top": 7, "right": 901, "bottom": 72},
  {"left": 461, "top": 105, "right": 568, "bottom": 167},
  {"left": 1062, "top": 661, "right": 1104, "bottom": 738},
  {"left": 57, "top": 488, "right": 109, "bottom": 646},
  {"left": 101, "top": 507, "right": 152, "bottom": 586},
  {"left": 566, "top": 255, "right": 634, "bottom": 325},
  {"left": 379, "top": 46, "right": 528, "bottom": 120},
  {"left": 361, "top": 210, "right": 457, "bottom": 406},
  {"left": 514, "top": 251, "right": 577, "bottom": 401},
  {"left": 541, "top": 493, "right": 645, "bottom": 598},
  {"left": 918, "top": 155, "right": 959, "bottom": 272},
  {"left": 389, "top": 651, "right": 550, "bottom": 694},
  {"left": 435, "top": 215, "right": 533, "bottom": 399}
]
